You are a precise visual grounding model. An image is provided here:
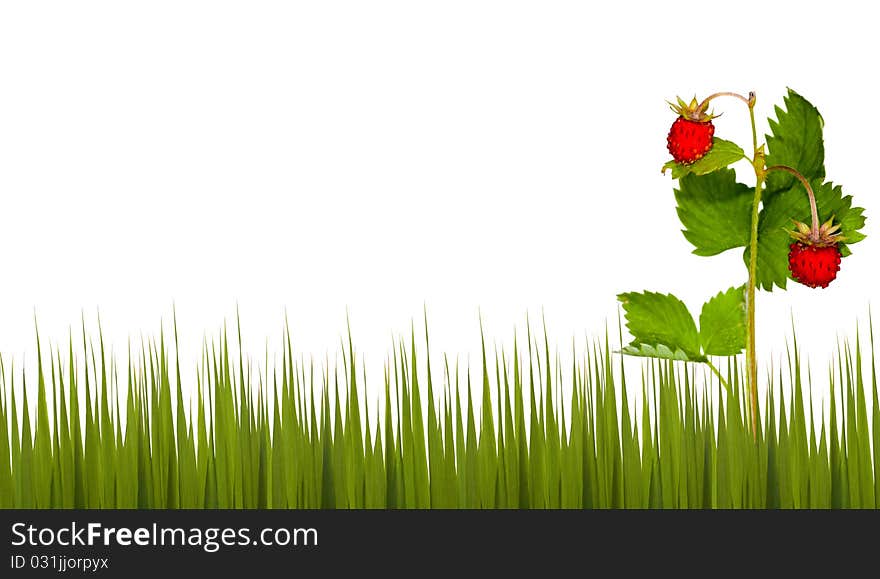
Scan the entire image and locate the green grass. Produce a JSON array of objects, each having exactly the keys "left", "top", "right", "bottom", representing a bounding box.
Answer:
[{"left": 1, "top": 317, "right": 878, "bottom": 509}]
